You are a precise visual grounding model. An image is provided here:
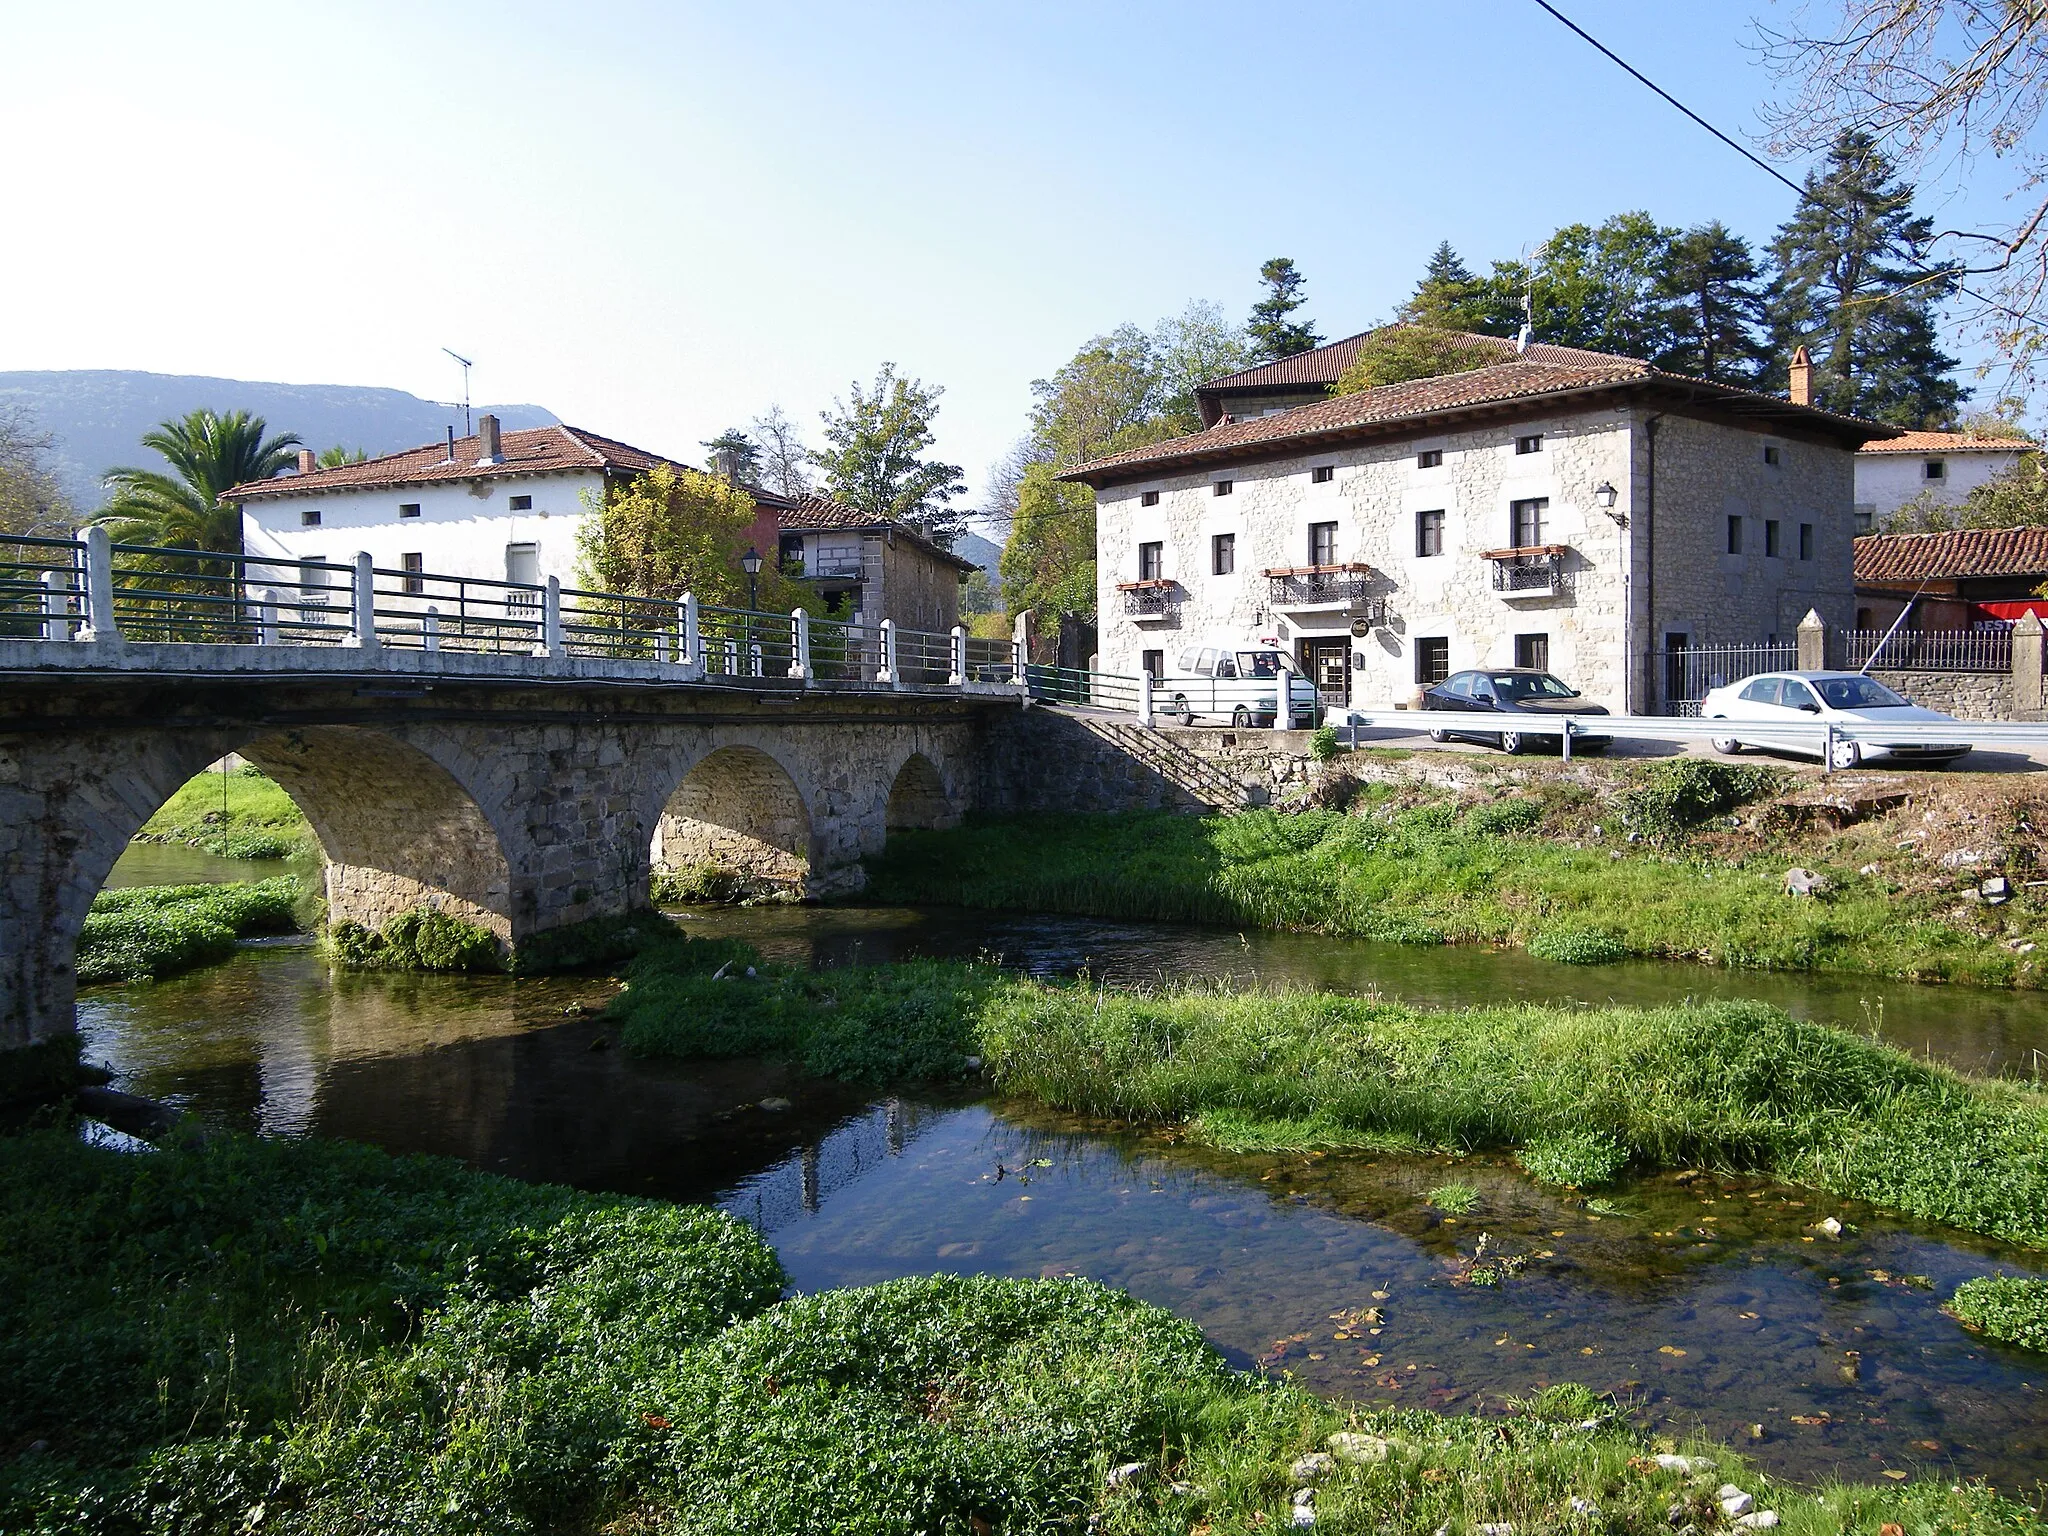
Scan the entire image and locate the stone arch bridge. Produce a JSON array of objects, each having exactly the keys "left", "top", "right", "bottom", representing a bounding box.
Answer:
[{"left": 0, "top": 642, "right": 1003, "bottom": 1051}]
